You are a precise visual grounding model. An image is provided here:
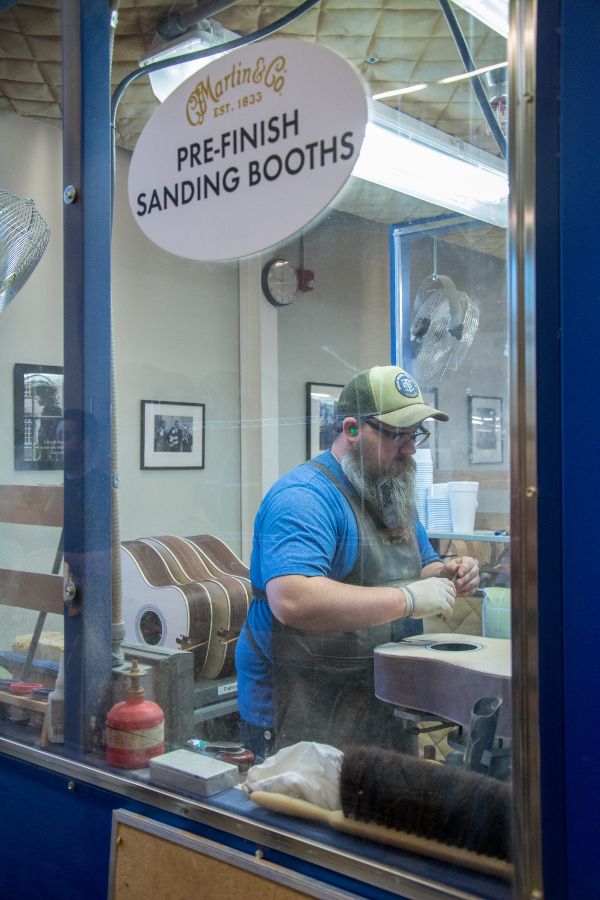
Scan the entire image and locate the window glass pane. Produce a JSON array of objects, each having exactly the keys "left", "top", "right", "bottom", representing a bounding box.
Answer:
[
  {"left": 0, "top": 115, "right": 64, "bottom": 728},
  {"left": 0, "top": 0, "right": 513, "bottom": 888}
]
